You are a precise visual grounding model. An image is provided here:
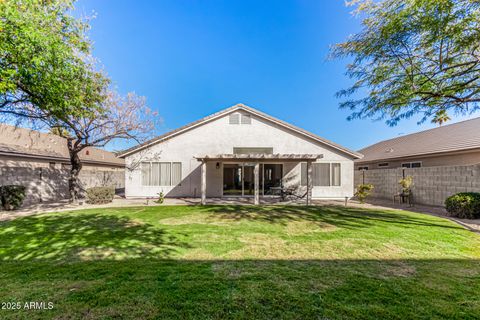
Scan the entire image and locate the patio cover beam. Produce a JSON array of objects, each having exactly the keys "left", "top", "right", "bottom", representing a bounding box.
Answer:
[{"left": 195, "top": 153, "right": 323, "bottom": 162}]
